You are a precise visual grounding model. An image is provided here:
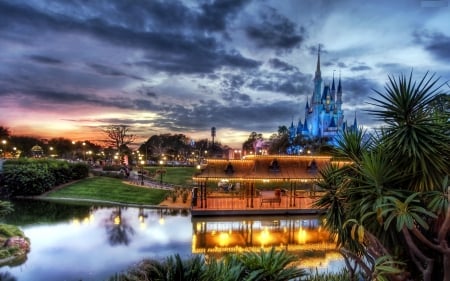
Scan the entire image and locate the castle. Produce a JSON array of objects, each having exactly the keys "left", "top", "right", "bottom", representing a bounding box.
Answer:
[{"left": 287, "top": 47, "right": 357, "bottom": 154}]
